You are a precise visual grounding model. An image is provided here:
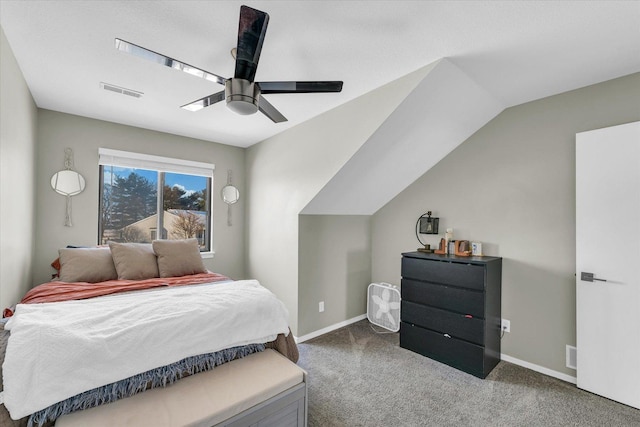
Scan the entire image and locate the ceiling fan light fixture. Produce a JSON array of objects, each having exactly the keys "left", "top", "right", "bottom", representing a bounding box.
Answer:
[{"left": 225, "top": 79, "right": 259, "bottom": 115}]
